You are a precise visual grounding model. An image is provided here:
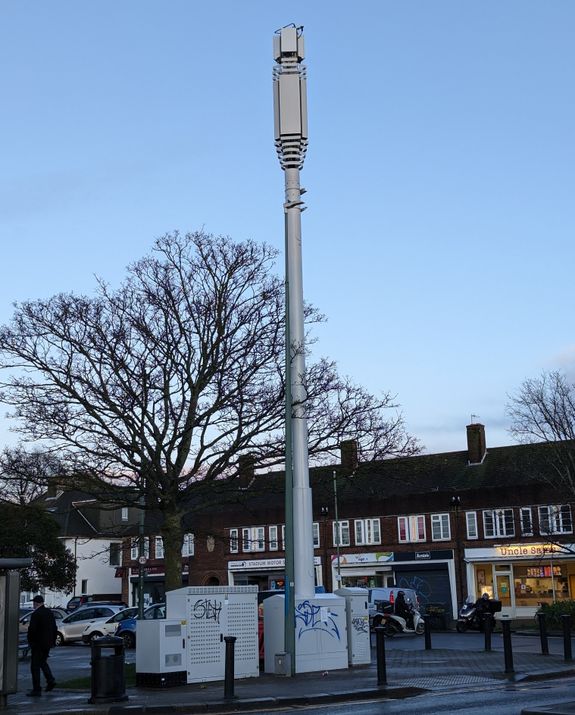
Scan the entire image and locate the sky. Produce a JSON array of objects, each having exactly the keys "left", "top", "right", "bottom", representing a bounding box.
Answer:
[{"left": 1, "top": 1, "right": 574, "bottom": 456}]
